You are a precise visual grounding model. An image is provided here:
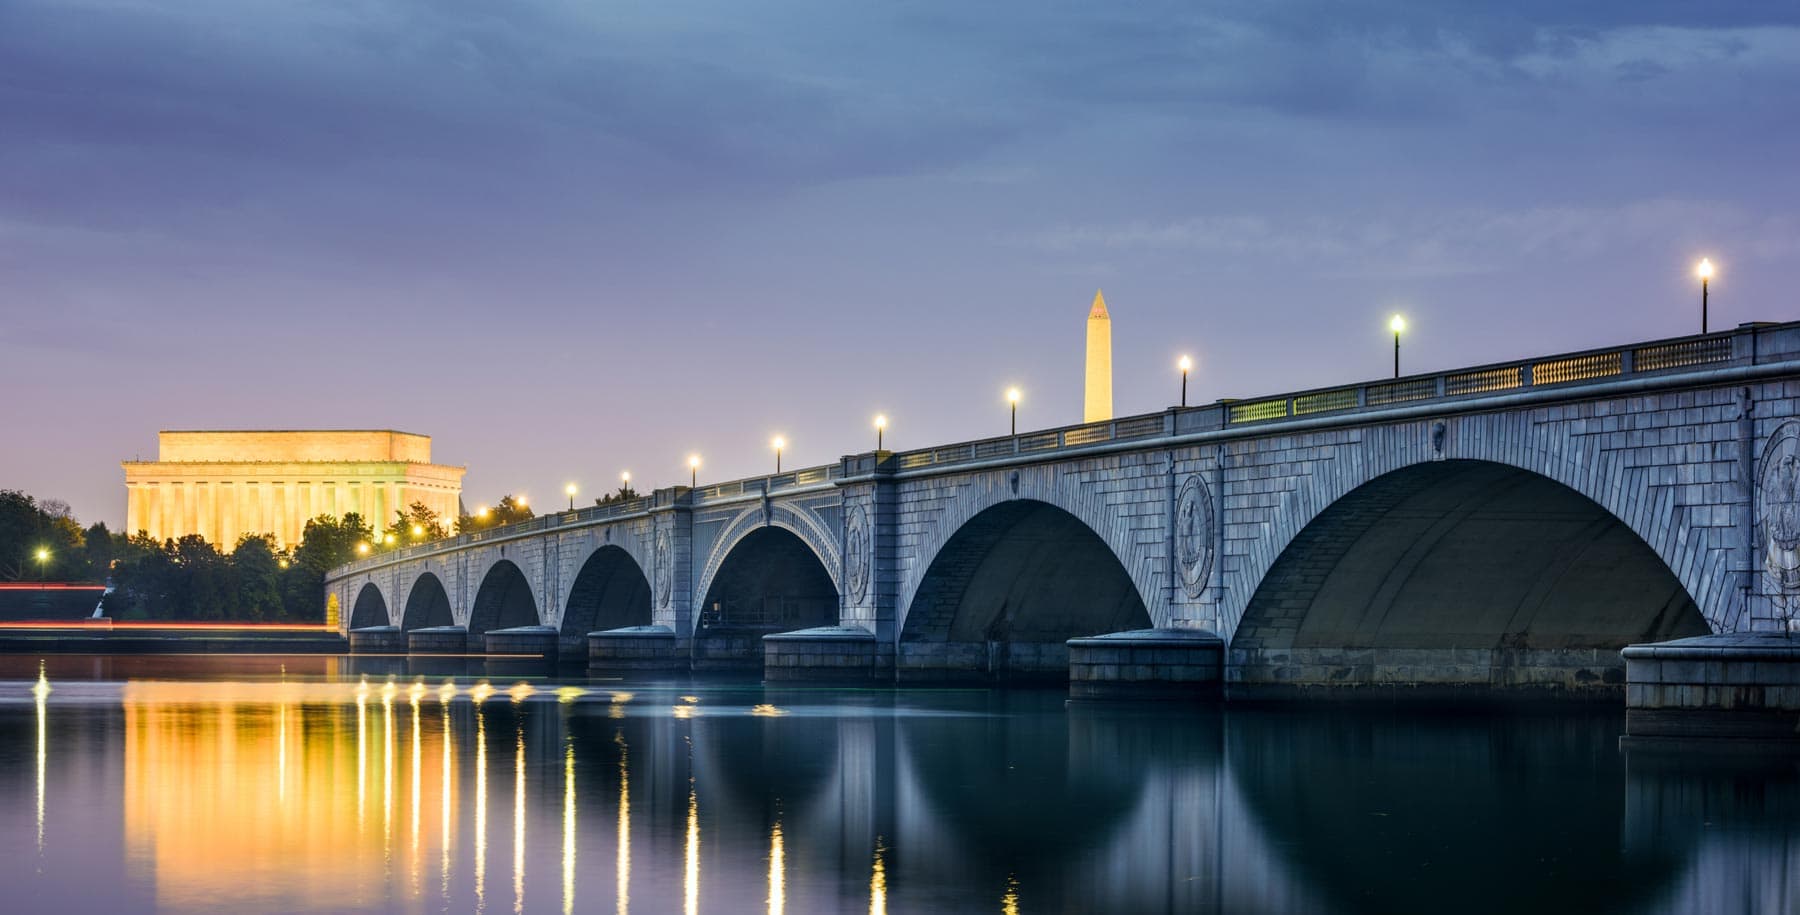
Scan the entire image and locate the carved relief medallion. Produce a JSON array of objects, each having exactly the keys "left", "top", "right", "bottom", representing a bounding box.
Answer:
[
  {"left": 1175, "top": 474, "right": 1214, "bottom": 599},
  {"left": 654, "top": 528, "right": 674, "bottom": 608},
  {"left": 844, "top": 503, "right": 871, "bottom": 603},
  {"left": 1762, "top": 421, "right": 1800, "bottom": 610}
]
